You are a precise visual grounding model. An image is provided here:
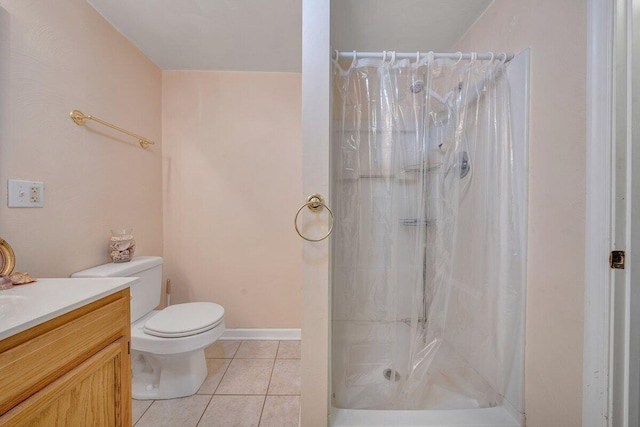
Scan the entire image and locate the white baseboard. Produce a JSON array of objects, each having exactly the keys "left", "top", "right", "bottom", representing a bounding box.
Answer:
[{"left": 220, "top": 328, "right": 301, "bottom": 340}]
